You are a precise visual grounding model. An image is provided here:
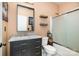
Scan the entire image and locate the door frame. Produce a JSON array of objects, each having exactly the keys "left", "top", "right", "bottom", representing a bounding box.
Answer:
[{"left": 0, "top": 2, "right": 2, "bottom": 56}]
